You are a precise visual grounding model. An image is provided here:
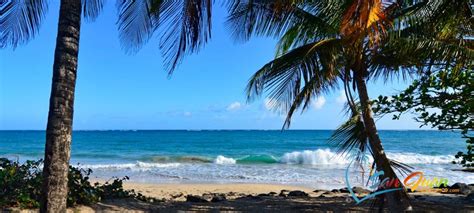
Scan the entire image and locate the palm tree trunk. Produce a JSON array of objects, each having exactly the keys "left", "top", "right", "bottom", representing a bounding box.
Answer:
[
  {"left": 40, "top": 0, "right": 82, "bottom": 212},
  {"left": 354, "top": 71, "right": 411, "bottom": 211}
]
